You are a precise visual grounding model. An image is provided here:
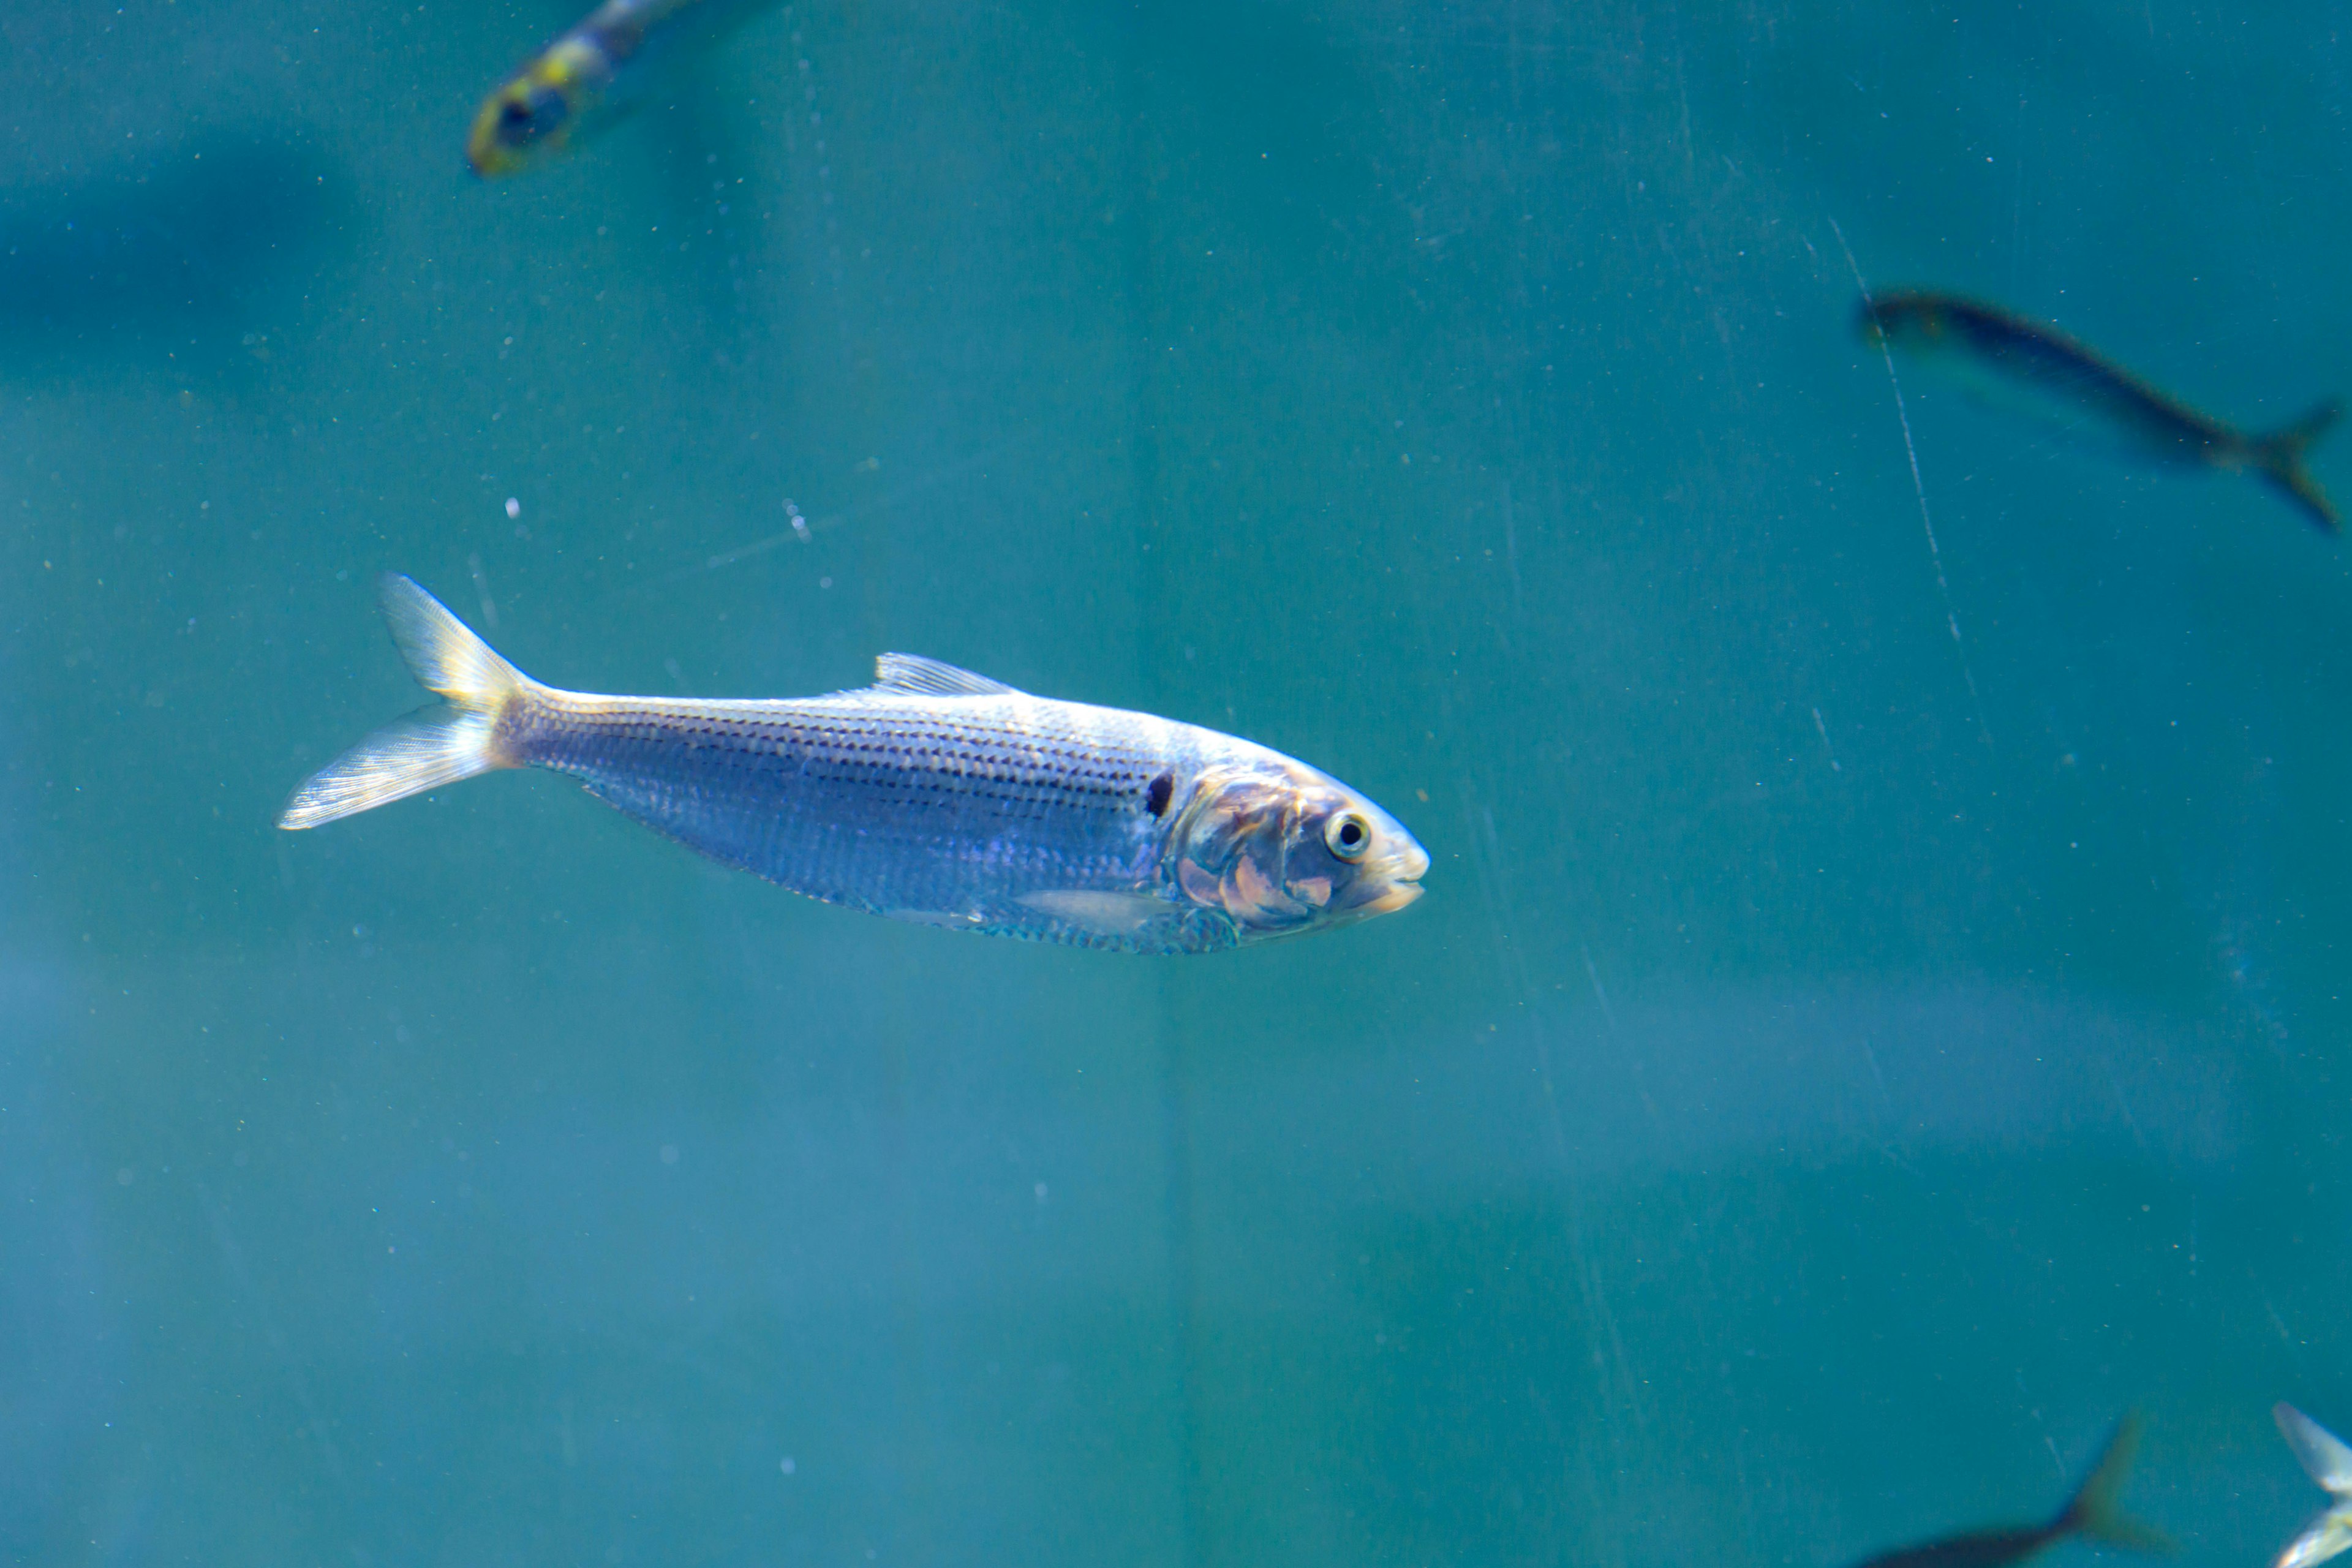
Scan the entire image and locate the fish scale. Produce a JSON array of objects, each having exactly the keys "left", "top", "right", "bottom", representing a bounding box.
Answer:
[{"left": 510, "top": 691, "right": 1182, "bottom": 917}]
